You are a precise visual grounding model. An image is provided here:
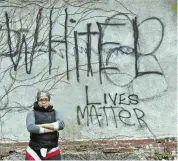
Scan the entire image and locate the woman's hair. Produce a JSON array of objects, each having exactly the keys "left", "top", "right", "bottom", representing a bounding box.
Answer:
[{"left": 36, "top": 91, "right": 51, "bottom": 101}]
